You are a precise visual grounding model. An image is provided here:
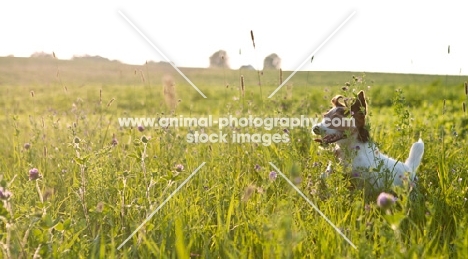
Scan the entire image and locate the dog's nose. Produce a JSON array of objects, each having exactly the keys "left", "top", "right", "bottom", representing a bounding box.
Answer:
[{"left": 312, "top": 125, "right": 321, "bottom": 135}]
